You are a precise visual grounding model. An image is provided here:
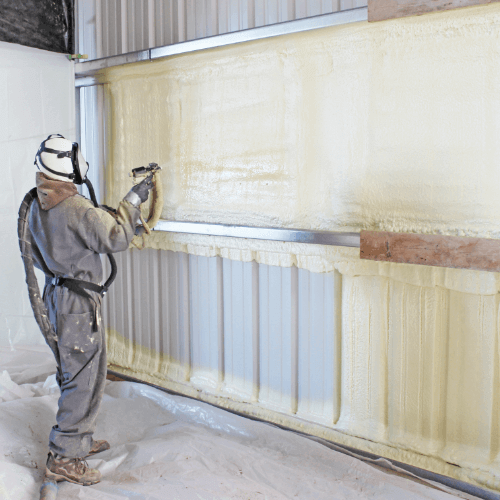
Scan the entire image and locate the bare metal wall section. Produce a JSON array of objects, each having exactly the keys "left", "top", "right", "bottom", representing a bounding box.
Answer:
[
  {"left": 102, "top": 250, "right": 343, "bottom": 429},
  {"left": 77, "top": 0, "right": 367, "bottom": 59}
]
